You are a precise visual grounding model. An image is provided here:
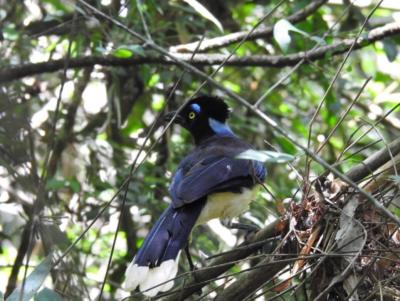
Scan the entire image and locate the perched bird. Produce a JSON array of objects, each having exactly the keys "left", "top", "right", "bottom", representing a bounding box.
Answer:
[{"left": 124, "top": 96, "right": 266, "bottom": 296}]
